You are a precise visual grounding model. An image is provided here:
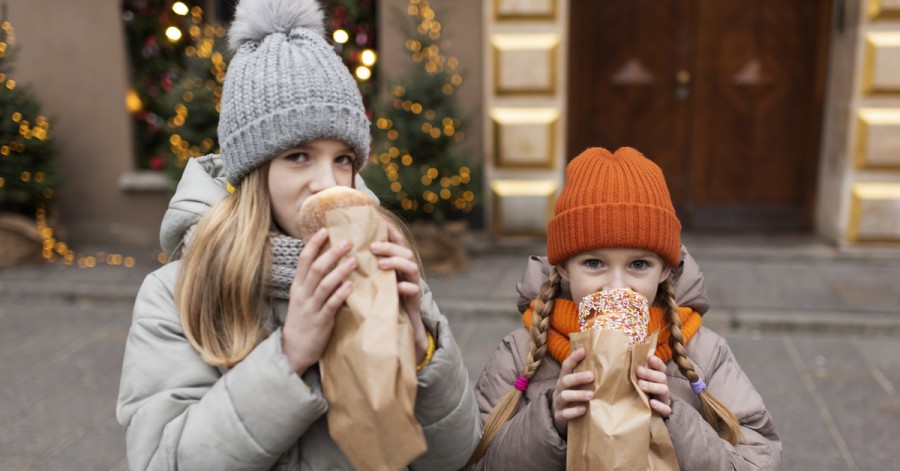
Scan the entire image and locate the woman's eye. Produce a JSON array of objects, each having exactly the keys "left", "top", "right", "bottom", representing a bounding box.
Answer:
[
  {"left": 287, "top": 152, "right": 309, "bottom": 163},
  {"left": 335, "top": 154, "right": 356, "bottom": 165}
]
